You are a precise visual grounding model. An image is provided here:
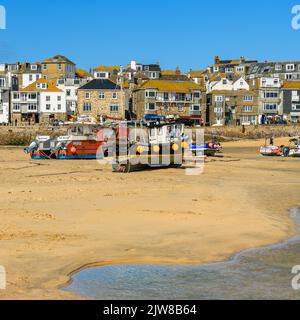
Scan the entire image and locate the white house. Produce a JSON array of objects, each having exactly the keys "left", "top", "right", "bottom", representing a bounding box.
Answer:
[
  {"left": 57, "top": 78, "right": 88, "bottom": 116},
  {"left": 11, "top": 79, "right": 66, "bottom": 125},
  {"left": 232, "top": 77, "right": 249, "bottom": 91},
  {"left": 208, "top": 77, "right": 249, "bottom": 92}
]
